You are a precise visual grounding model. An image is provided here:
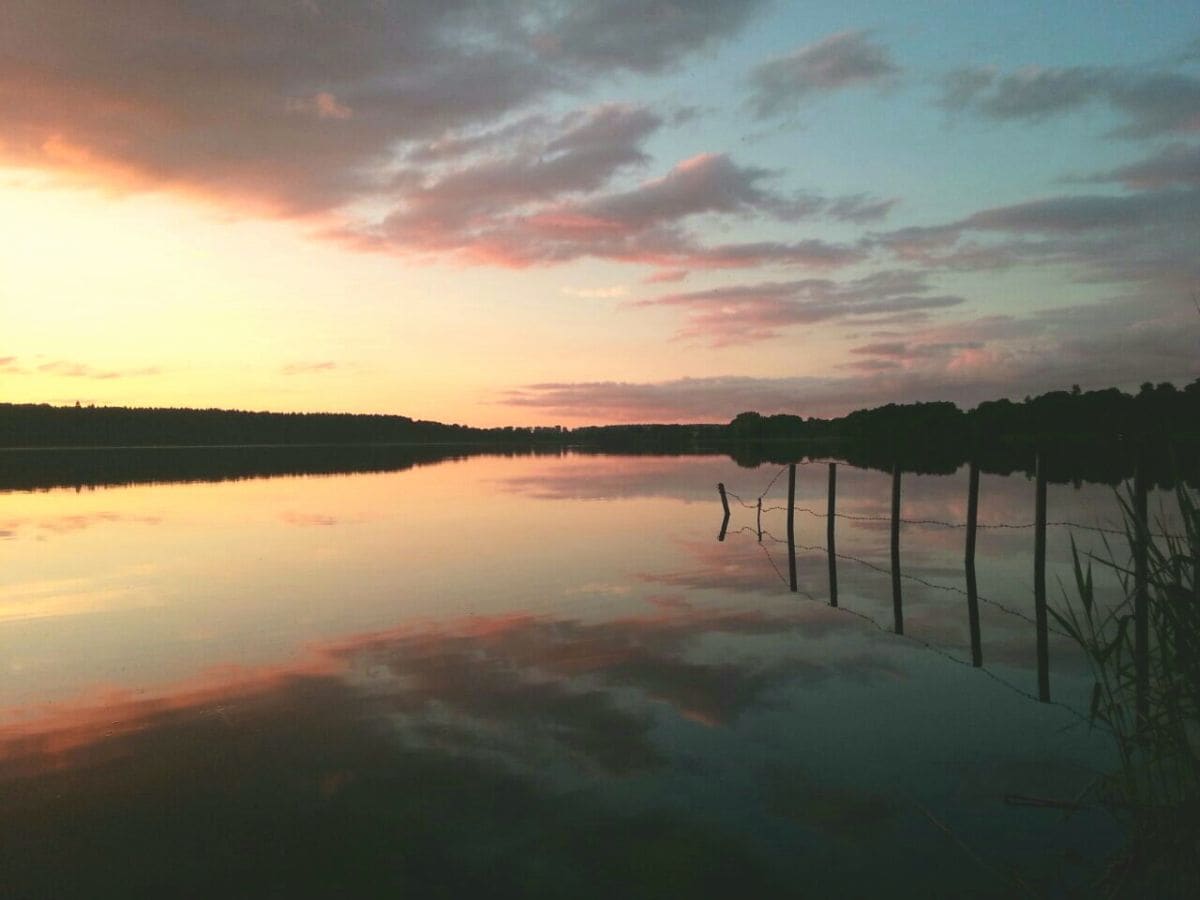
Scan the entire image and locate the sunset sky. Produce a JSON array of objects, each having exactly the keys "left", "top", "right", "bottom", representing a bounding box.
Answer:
[{"left": 2, "top": 1, "right": 1198, "bottom": 426}]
